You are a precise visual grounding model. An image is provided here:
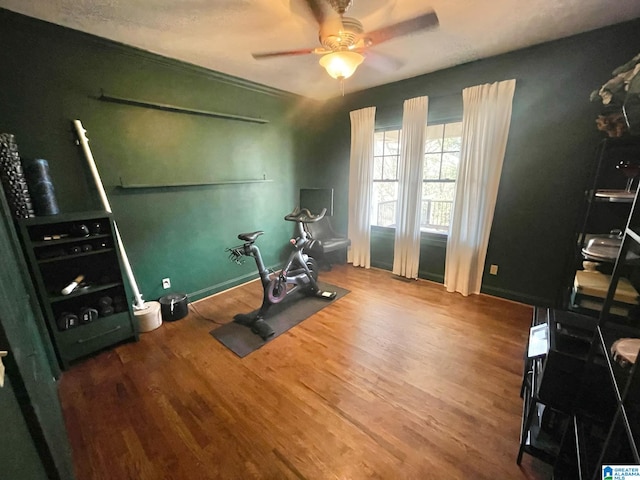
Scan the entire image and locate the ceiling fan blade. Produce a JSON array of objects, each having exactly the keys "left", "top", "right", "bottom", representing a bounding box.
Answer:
[
  {"left": 365, "top": 10, "right": 439, "bottom": 46},
  {"left": 252, "top": 47, "right": 327, "bottom": 60}
]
